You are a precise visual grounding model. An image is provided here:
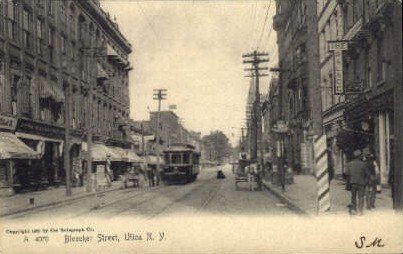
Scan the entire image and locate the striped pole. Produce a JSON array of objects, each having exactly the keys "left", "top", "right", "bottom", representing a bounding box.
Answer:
[{"left": 314, "top": 135, "right": 331, "bottom": 213}]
